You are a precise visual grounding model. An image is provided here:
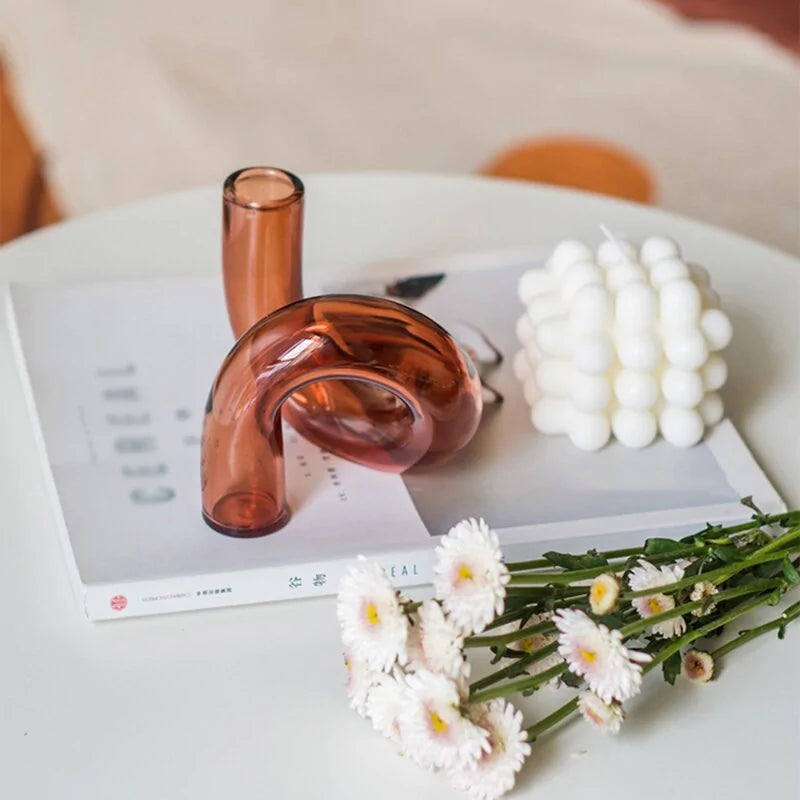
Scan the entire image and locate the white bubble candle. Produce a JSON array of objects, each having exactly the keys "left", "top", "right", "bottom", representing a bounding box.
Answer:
[{"left": 514, "top": 234, "right": 731, "bottom": 450}]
